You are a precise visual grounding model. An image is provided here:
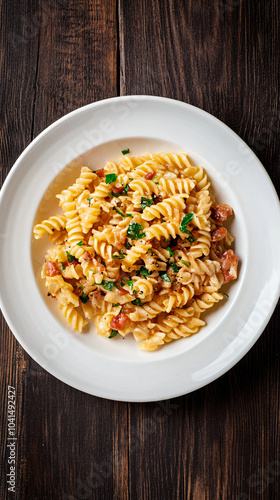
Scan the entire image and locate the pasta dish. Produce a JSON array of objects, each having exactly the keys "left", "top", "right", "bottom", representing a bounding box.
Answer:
[{"left": 33, "top": 153, "right": 239, "bottom": 351}]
